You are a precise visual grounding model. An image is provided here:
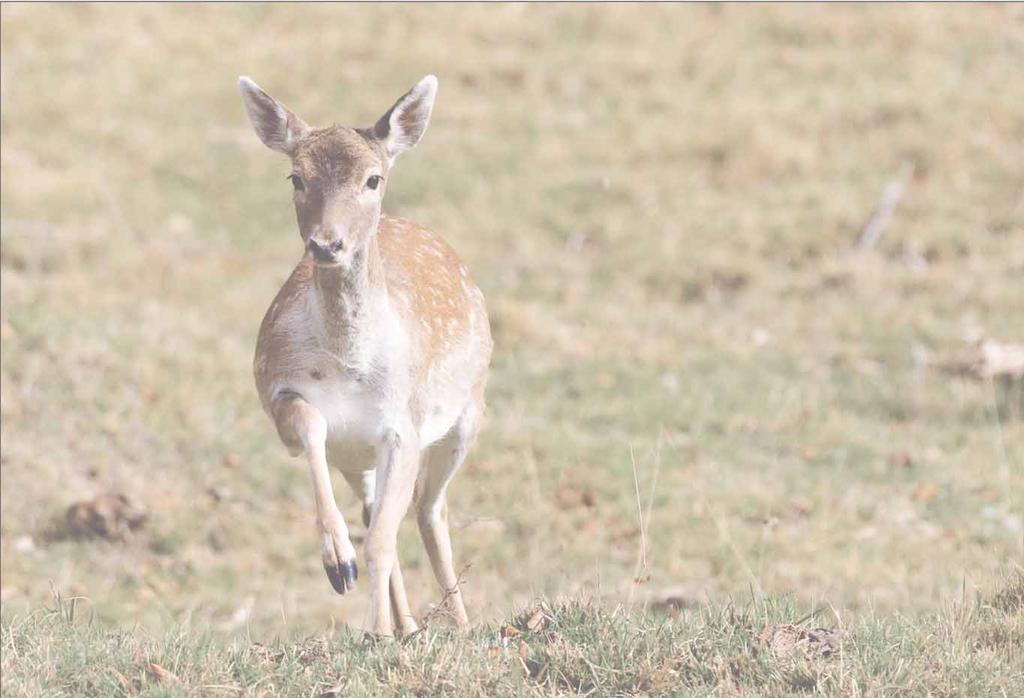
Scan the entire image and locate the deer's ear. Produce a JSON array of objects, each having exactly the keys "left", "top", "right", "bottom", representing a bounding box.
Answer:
[
  {"left": 237, "top": 76, "right": 310, "bottom": 154},
  {"left": 372, "top": 75, "right": 437, "bottom": 162}
]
